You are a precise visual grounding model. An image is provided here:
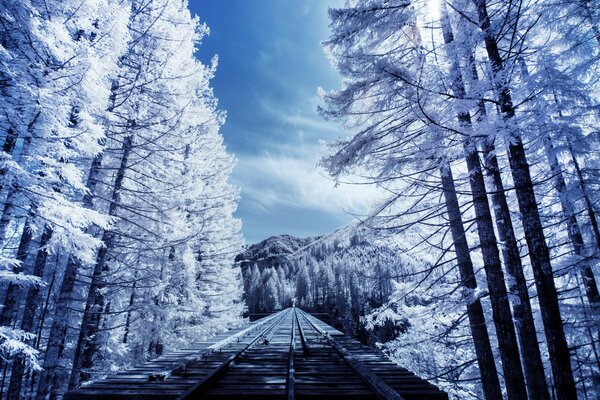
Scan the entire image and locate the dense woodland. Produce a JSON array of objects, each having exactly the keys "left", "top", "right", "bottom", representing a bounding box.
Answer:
[
  {"left": 1, "top": 0, "right": 599, "bottom": 400},
  {"left": 0, "top": 1, "right": 243, "bottom": 399},
  {"left": 237, "top": 226, "right": 415, "bottom": 343},
  {"left": 317, "top": 0, "right": 600, "bottom": 399}
]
